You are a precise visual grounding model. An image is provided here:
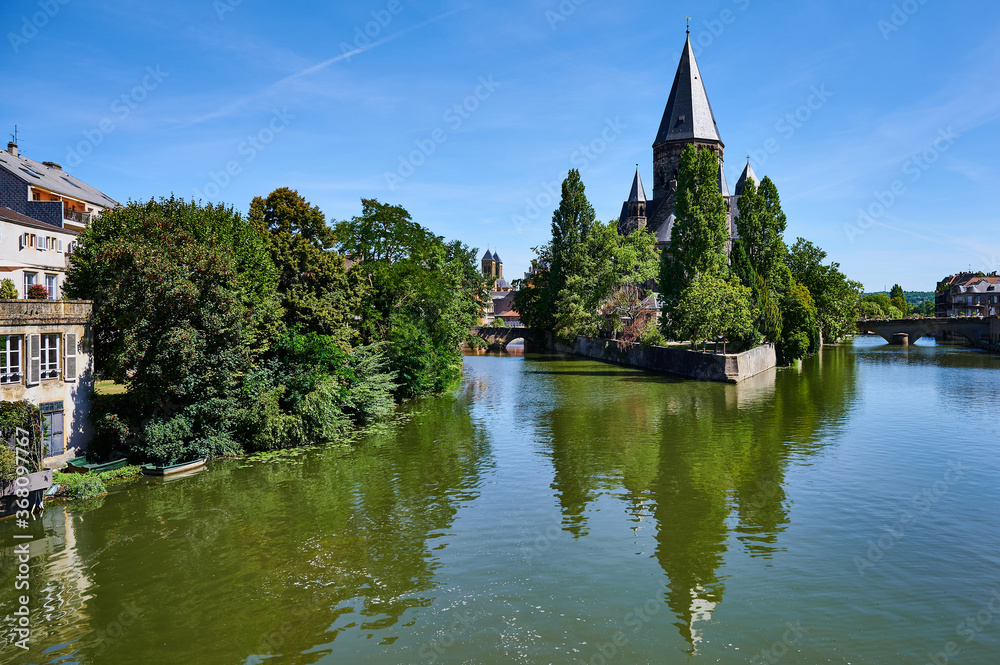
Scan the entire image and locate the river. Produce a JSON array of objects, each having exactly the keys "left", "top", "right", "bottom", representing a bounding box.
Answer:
[{"left": 2, "top": 337, "right": 999, "bottom": 664}]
